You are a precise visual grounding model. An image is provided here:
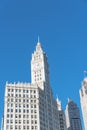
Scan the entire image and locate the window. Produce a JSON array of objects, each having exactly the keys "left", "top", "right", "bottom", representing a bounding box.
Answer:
[
  {"left": 23, "top": 115, "right": 25, "bottom": 118},
  {"left": 7, "top": 103, "right": 10, "bottom": 107},
  {"left": 19, "top": 89, "right": 21, "bottom": 92},
  {"left": 23, "top": 109, "right": 25, "bottom": 113},
  {"left": 19, "top": 115, "right": 21, "bottom": 118},
  {"left": 19, "top": 126, "right": 21, "bottom": 129},
  {"left": 27, "top": 120, "right": 29, "bottom": 124},
  {"left": 19, "top": 99, "right": 21, "bottom": 102},
  {"left": 31, "top": 105, "right": 33, "bottom": 108},
  {"left": 27, "top": 104, "right": 29, "bottom": 108},
  {"left": 15, "top": 115, "right": 18, "bottom": 118},
  {"left": 11, "top": 99, "right": 13, "bottom": 102},
  {"left": 8, "top": 94, "right": 10, "bottom": 96},
  {"left": 7, "top": 109, "right": 10, "bottom": 112},
  {"left": 11, "top": 114, "right": 13, "bottom": 118},
  {"left": 19, "top": 109, "right": 21, "bottom": 113},
  {"left": 16, "top": 89, "right": 18, "bottom": 92},
  {"left": 27, "top": 126, "right": 29, "bottom": 129},
  {"left": 8, "top": 99, "right": 10, "bottom": 102},
  {"left": 34, "top": 100, "right": 36, "bottom": 103},
  {"left": 15, "top": 120, "right": 17, "bottom": 124},
  {"left": 34, "top": 90, "right": 36, "bottom": 93},
  {"left": 27, "top": 115, "right": 29, "bottom": 118},
  {"left": 31, "top": 120, "right": 34, "bottom": 124},
  {"left": 34, "top": 95, "right": 36, "bottom": 98},
  {"left": 23, "top": 90, "right": 25, "bottom": 93},
  {"left": 15, "top": 109, "right": 18, "bottom": 113},
  {"left": 11, "top": 109, "right": 13, "bottom": 112},
  {"left": 10, "top": 119, "right": 13, "bottom": 123},
  {"left": 34, "top": 115, "right": 37, "bottom": 118},
  {"left": 8, "top": 89, "right": 10, "bottom": 92},
  {"left": 11, "top": 94, "right": 13, "bottom": 97},
  {"left": 31, "top": 115, "right": 33, "bottom": 118},
  {"left": 23, "top": 99, "right": 25, "bottom": 102},
  {"left": 19, "top": 94, "right": 21, "bottom": 97},
  {"left": 7, "top": 120, "right": 9, "bottom": 123},
  {"left": 27, "top": 110, "right": 29, "bottom": 113},
  {"left": 34, "top": 110, "right": 37, "bottom": 113},
  {"left": 11, "top": 104, "right": 13, "bottom": 107},
  {"left": 19, "top": 104, "right": 21, "bottom": 107},
  {"left": 35, "top": 126, "right": 37, "bottom": 129},
  {"left": 35, "top": 120, "right": 37, "bottom": 124},
  {"left": 27, "top": 99, "right": 29, "bottom": 102},
  {"left": 27, "top": 90, "right": 28, "bottom": 93},
  {"left": 31, "top": 110, "right": 33, "bottom": 113},
  {"left": 23, "top": 104, "right": 25, "bottom": 108},
  {"left": 19, "top": 120, "right": 21, "bottom": 124},
  {"left": 23, "top": 120, "right": 25, "bottom": 124},
  {"left": 34, "top": 105, "right": 36, "bottom": 108},
  {"left": 23, "top": 94, "right": 25, "bottom": 98},
  {"left": 15, "top": 126, "right": 17, "bottom": 129},
  {"left": 23, "top": 126, "right": 26, "bottom": 129},
  {"left": 10, "top": 125, "right": 13, "bottom": 129},
  {"left": 32, "top": 126, "right": 34, "bottom": 129}
]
